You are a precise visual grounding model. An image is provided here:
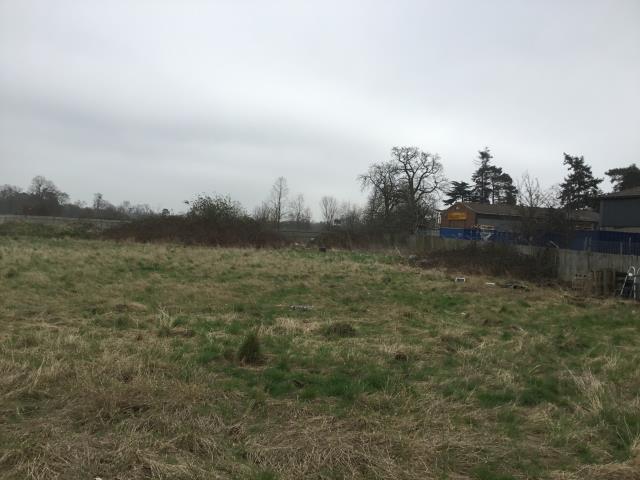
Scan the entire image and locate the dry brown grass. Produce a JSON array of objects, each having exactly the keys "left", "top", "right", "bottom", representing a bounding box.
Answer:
[{"left": 1, "top": 237, "right": 639, "bottom": 479}]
